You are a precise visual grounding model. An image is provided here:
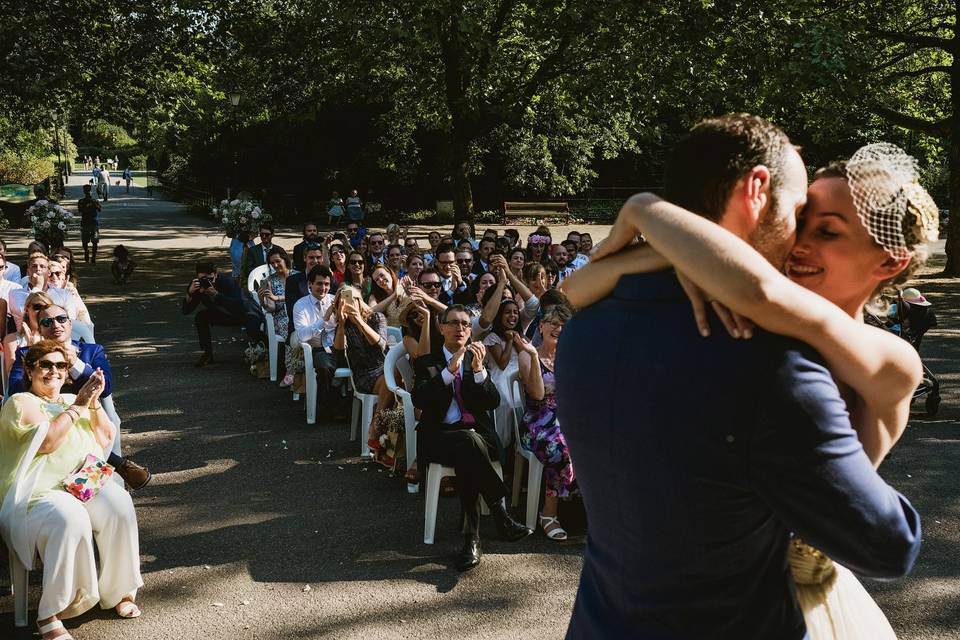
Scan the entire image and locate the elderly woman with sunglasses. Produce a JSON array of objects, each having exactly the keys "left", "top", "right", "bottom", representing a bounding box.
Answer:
[{"left": 0, "top": 340, "right": 143, "bottom": 640}]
